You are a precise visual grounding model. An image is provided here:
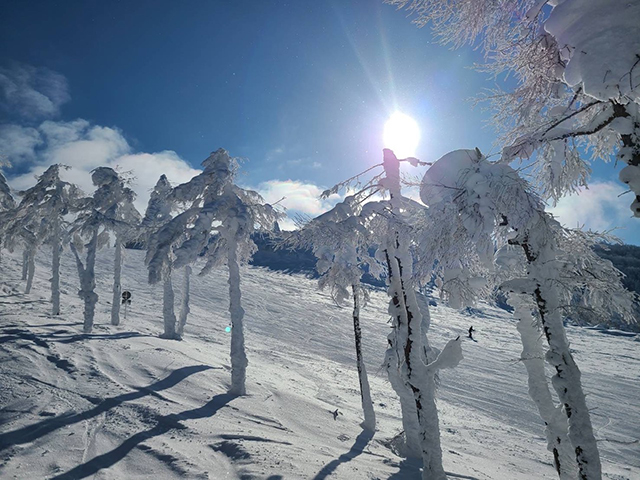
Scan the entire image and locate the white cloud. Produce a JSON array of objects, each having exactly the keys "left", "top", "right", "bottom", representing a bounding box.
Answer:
[
  {"left": 113, "top": 151, "right": 201, "bottom": 213},
  {"left": 0, "top": 124, "right": 42, "bottom": 161},
  {"left": 252, "top": 179, "right": 346, "bottom": 229},
  {"left": 548, "top": 181, "right": 634, "bottom": 234},
  {"left": 0, "top": 64, "right": 70, "bottom": 120},
  {"left": 6, "top": 118, "right": 200, "bottom": 214},
  {"left": 41, "top": 120, "right": 130, "bottom": 171}
]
